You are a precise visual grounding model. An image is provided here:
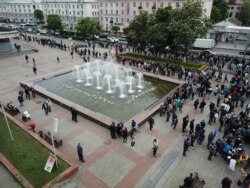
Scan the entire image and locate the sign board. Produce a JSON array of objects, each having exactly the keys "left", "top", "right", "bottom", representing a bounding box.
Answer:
[{"left": 44, "top": 154, "right": 56, "bottom": 173}]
